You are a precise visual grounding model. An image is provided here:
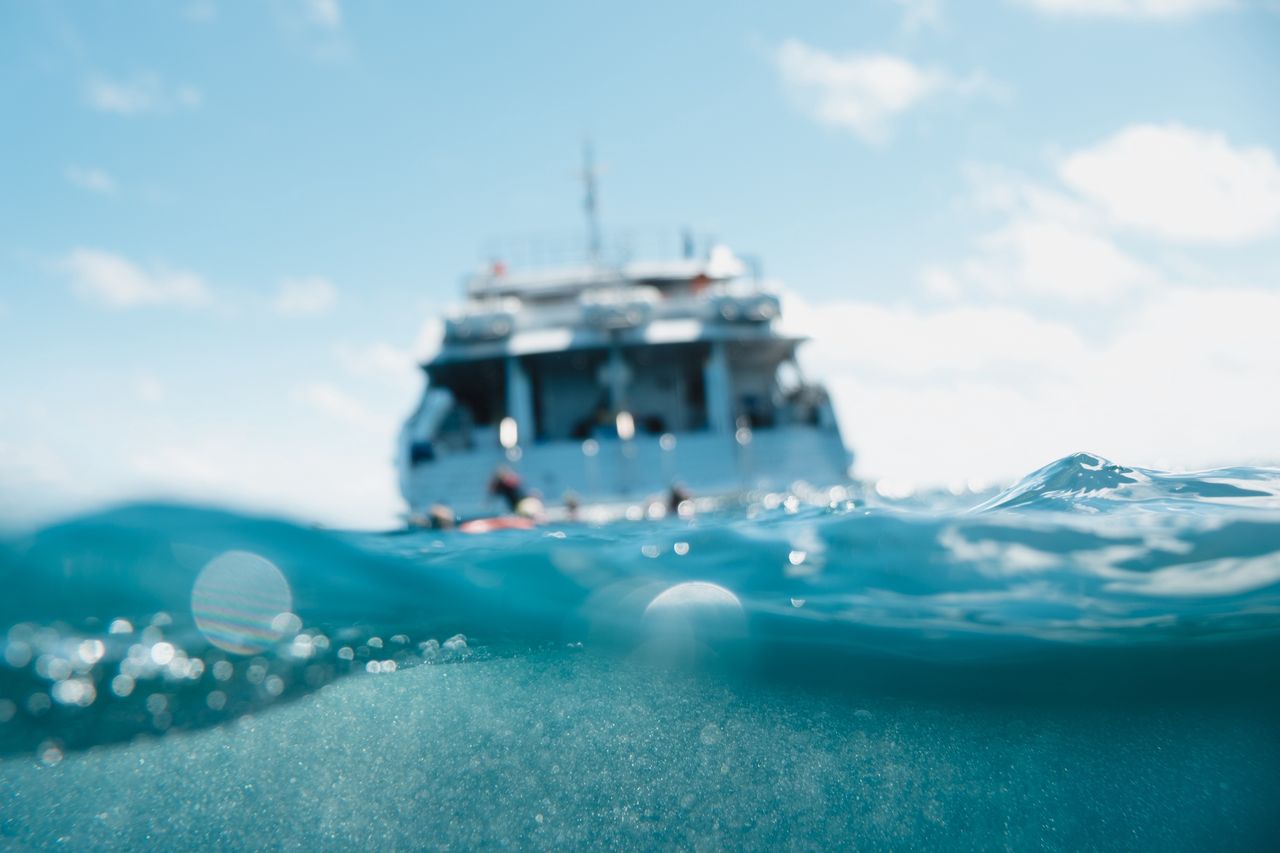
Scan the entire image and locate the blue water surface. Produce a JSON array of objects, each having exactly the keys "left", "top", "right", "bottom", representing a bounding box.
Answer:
[{"left": 1, "top": 453, "right": 1278, "bottom": 849}]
